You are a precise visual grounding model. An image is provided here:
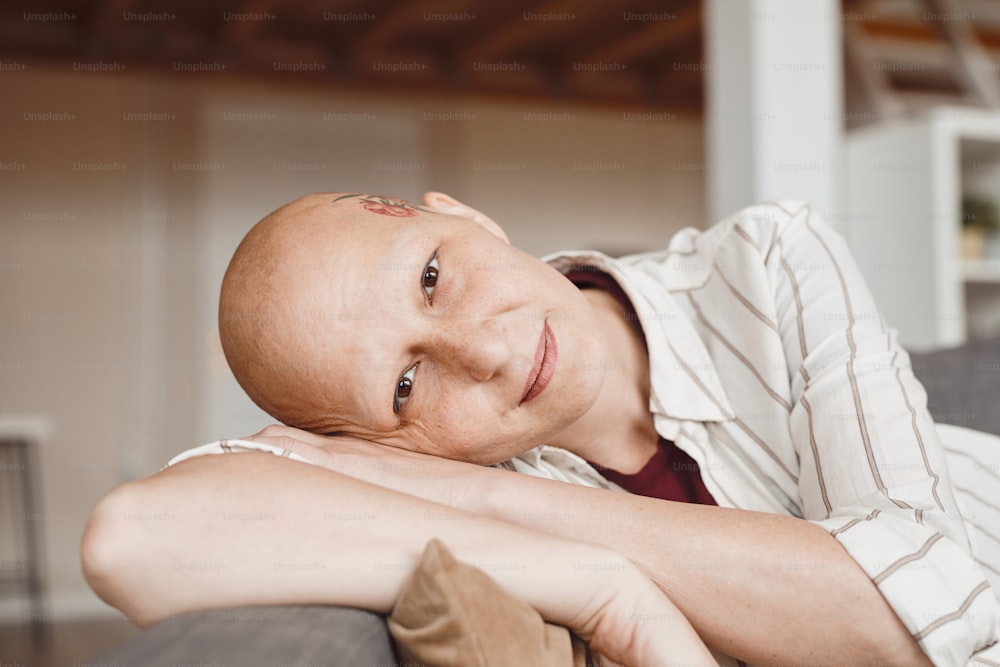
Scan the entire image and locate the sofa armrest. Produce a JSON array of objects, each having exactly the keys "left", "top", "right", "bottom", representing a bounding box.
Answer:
[
  {"left": 91, "top": 605, "right": 395, "bottom": 667},
  {"left": 909, "top": 334, "right": 1000, "bottom": 436}
]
